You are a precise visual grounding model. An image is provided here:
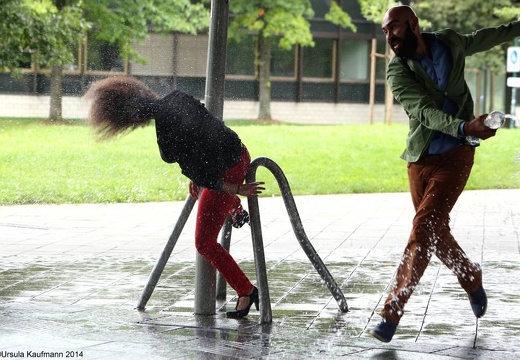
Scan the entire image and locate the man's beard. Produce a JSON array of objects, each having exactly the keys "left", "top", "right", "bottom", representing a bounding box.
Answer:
[{"left": 391, "top": 24, "right": 418, "bottom": 58}]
